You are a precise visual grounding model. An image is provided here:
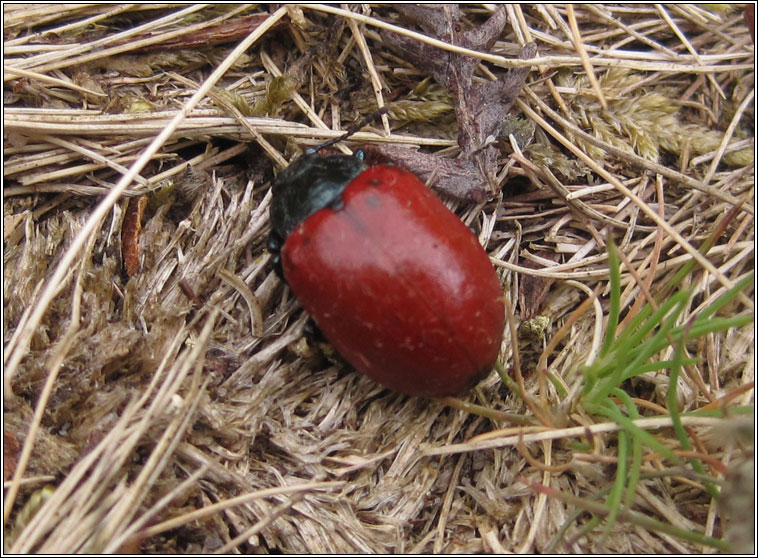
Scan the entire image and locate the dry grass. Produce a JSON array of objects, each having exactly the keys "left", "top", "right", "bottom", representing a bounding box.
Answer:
[{"left": 3, "top": 4, "right": 754, "bottom": 553}]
